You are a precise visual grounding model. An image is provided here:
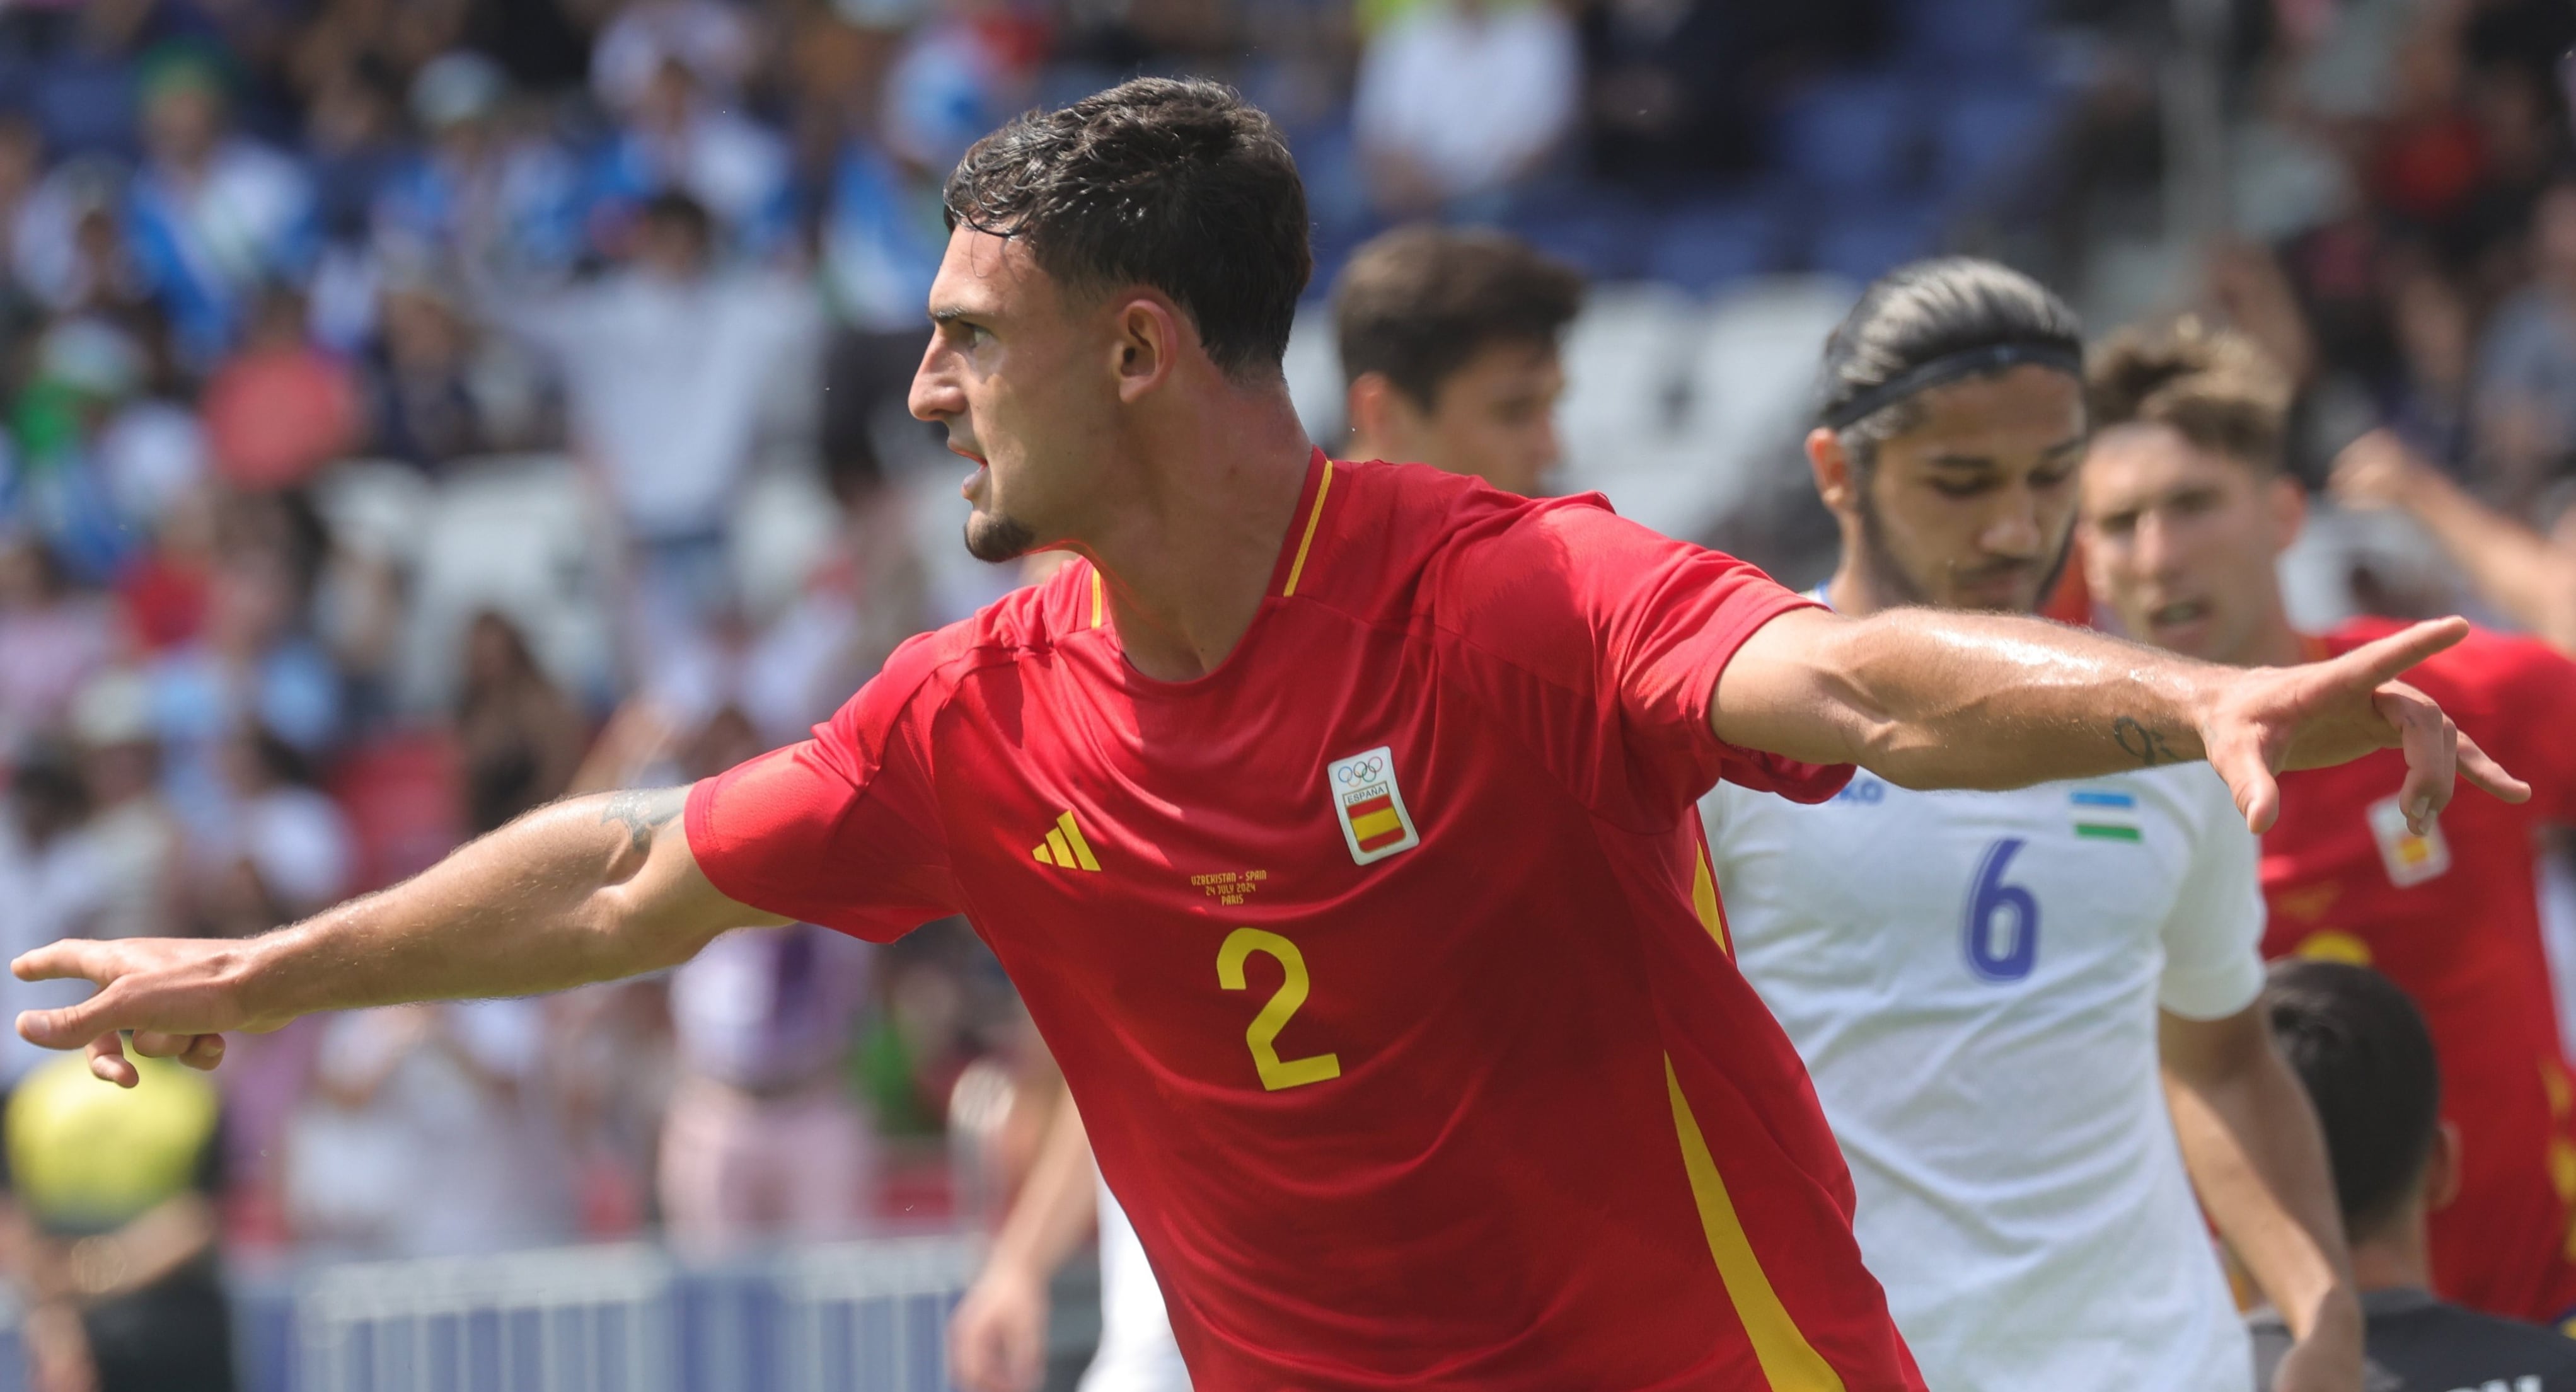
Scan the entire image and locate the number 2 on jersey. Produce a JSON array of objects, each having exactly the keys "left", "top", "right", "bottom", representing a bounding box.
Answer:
[
  {"left": 1217, "top": 928, "right": 1342, "bottom": 1091},
  {"left": 1961, "top": 837, "right": 2040, "bottom": 982}
]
